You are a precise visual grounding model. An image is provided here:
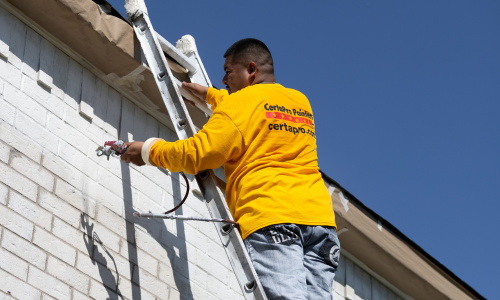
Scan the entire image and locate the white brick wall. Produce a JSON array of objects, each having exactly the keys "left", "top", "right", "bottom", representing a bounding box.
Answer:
[{"left": 0, "top": 5, "right": 280, "bottom": 300}]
